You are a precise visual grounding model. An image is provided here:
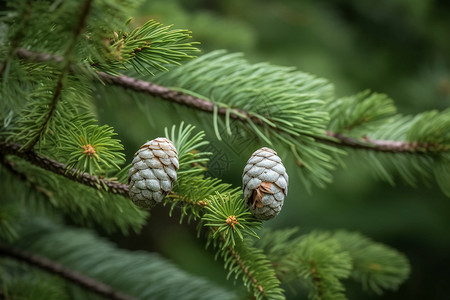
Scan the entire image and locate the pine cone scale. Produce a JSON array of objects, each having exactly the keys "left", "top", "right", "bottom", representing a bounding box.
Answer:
[
  {"left": 256, "top": 159, "right": 278, "bottom": 168},
  {"left": 247, "top": 166, "right": 265, "bottom": 177},
  {"left": 138, "top": 150, "right": 155, "bottom": 159},
  {"left": 145, "top": 179, "right": 160, "bottom": 191},
  {"left": 164, "top": 167, "right": 177, "bottom": 180},
  {"left": 153, "top": 168, "right": 168, "bottom": 180},
  {"left": 170, "top": 157, "right": 179, "bottom": 169},
  {"left": 140, "top": 169, "right": 156, "bottom": 179},
  {"left": 258, "top": 170, "right": 279, "bottom": 182},
  {"left": 275, "top": 176, "right": 288, "bottom": 189}
]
